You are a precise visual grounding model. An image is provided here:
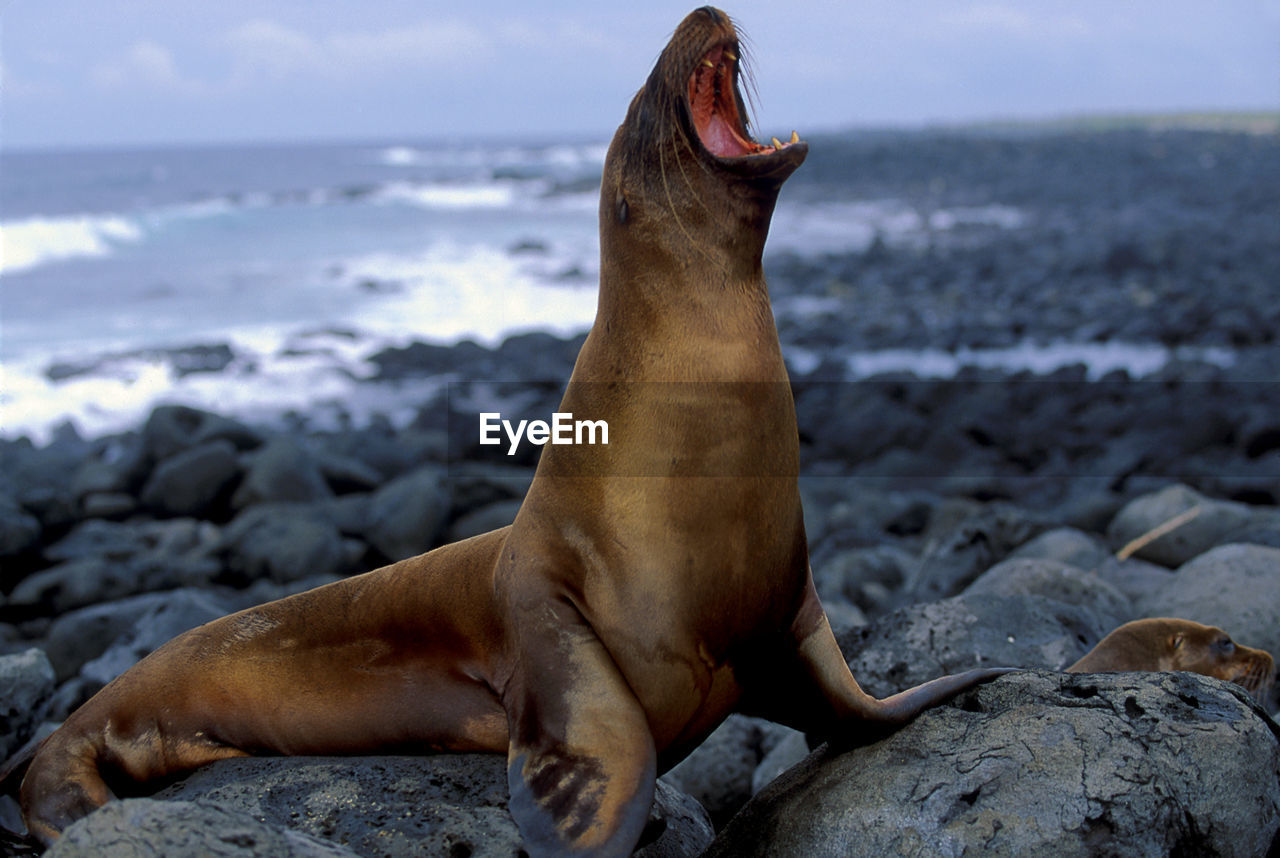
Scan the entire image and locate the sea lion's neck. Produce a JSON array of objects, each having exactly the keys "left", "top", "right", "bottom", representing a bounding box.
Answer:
[
  {"left": 594, "top": 184, "right": 780, "bottom": 328},
  {"left": 585, "top": 250, "right": 784, "bottom": 384}
]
